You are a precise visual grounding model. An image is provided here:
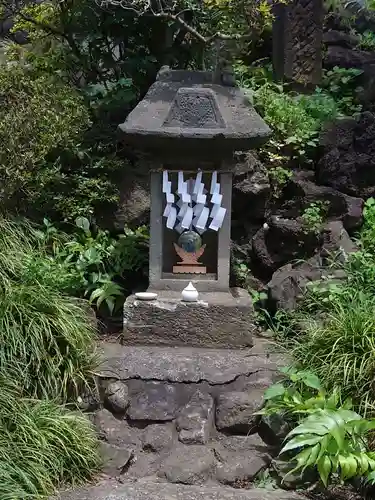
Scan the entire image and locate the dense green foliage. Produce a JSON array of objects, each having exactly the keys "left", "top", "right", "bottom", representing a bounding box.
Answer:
[
  {"left": 263, "top": 198, "right": 375, "bottom": 488},
  {"left": 0, "top": 62, "right": 90, "bottom": 213},
  {"left": 36, "top": 217, "right": 149, "bottom": 314},
  {"left": 0, "top": 0, "right": 375, "bottom": 495},
  {"left": 262, "top": 369, "right": 375, "bottom": 487},
  {"left": 269, "top": 199, "right": 375, "bottom": 416},
  {"left": 0, "top": 219, "right": 100, "bottom": 496},
  {"left": 0, "top": 219, "right": 97, "bottom": 399},
  {"left": 236, "top": 64, "right": 362, "bottom": 170},
  {"left": 0, "top": 379, "right": 100, "bottom": 499}
]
